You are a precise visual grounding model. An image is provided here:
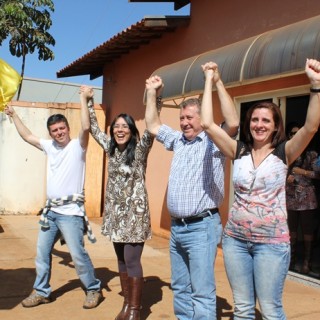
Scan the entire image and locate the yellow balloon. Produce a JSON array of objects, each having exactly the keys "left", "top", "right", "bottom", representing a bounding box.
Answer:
[{"left": 0, "top": 58, "right": 22, "bottom": 112}]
